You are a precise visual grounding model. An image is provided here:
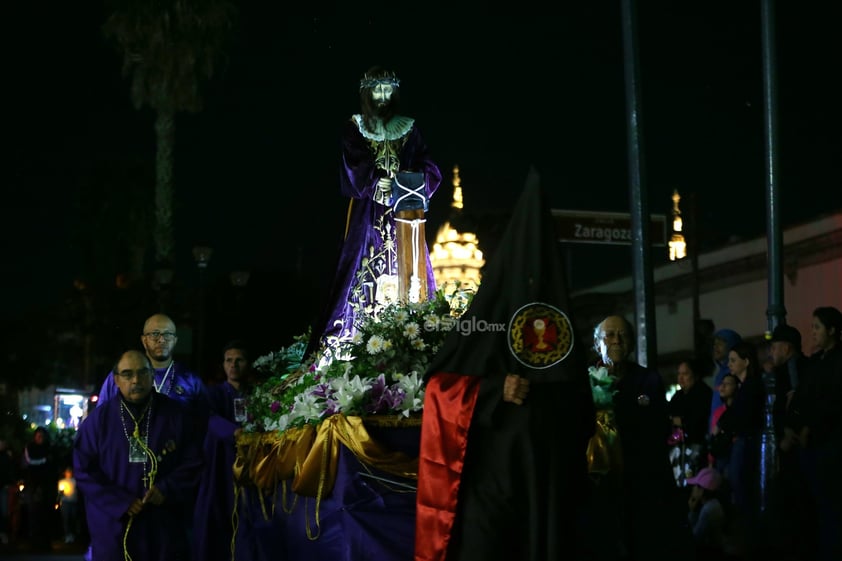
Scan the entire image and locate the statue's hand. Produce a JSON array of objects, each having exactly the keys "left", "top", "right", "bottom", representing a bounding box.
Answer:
[
  {"left": 377, "top": 177, "right": 392, "bottom": 193},
  {"left": 373, "top": 176, "right": 393, "bottom": 205}
]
